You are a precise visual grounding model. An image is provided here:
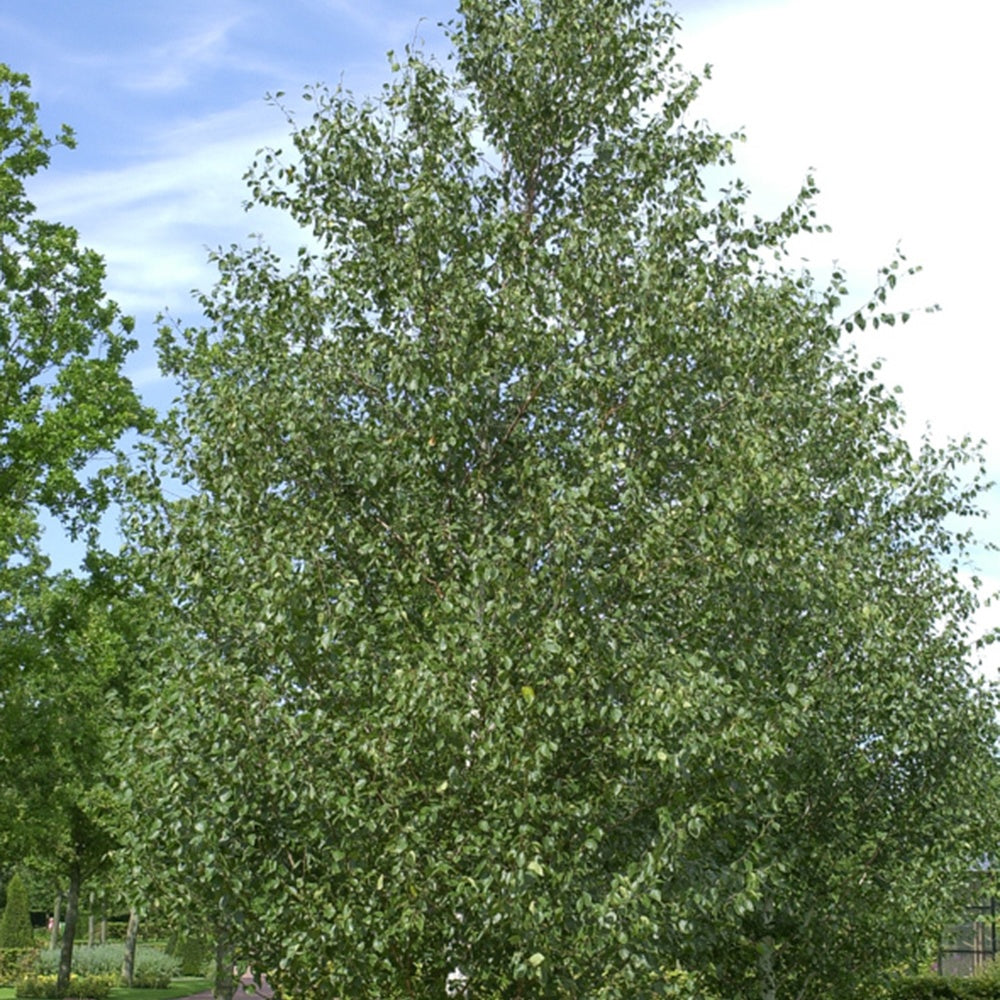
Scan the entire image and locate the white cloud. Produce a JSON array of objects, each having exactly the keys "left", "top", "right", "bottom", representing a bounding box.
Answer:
[
  {"left": 672, "top": 0, "right": 1000, "bottom": 681},
  {"left": 676, "top": 0, "right": 1000, "bottom": 458},
  {"left": 123, "top": 17, "right": 244, "bottom": 93}
]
